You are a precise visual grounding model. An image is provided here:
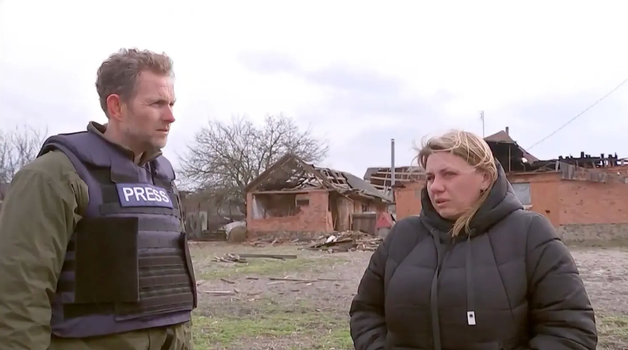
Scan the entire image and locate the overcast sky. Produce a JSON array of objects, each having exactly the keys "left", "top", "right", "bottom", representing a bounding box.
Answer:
[{"left": 1, "top": 1, "right": 627, "bottom": 178}]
